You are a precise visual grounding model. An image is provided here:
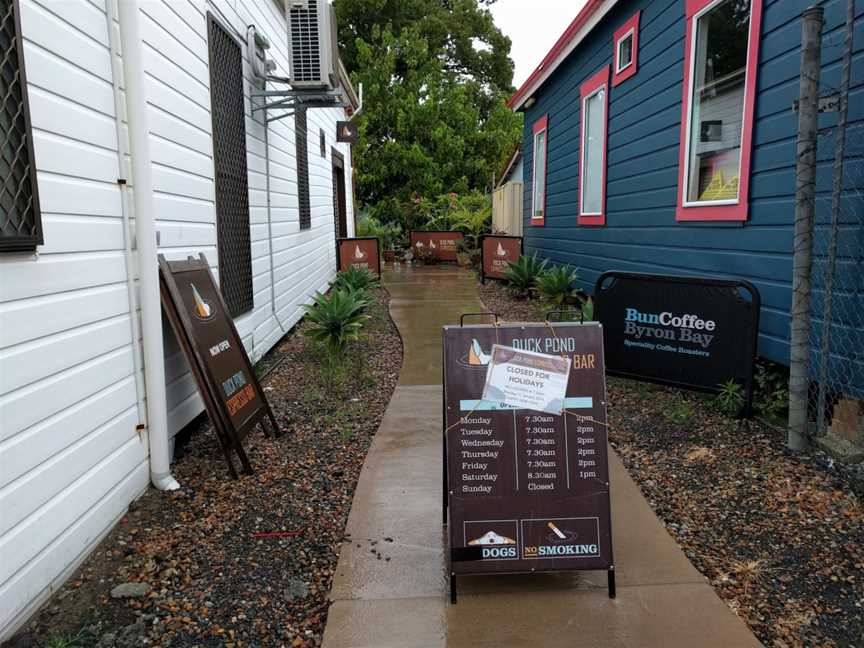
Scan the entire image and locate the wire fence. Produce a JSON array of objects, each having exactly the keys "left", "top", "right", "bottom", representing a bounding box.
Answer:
[{"left": 808, "top": 119, "right": 863, "bottom": 440}]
